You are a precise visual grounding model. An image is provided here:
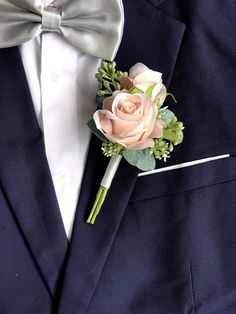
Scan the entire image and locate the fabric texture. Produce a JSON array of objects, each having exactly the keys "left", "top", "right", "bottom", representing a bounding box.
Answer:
[{"left": 0, "top": 0, "right": 235, "bottom": 313}]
